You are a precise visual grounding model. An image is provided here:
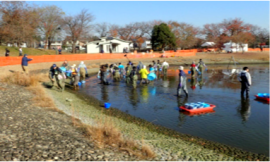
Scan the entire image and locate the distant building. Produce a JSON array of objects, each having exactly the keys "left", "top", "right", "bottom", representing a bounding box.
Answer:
[
  {"left": 39, "top": 37, "right": 62, "bottom": 49},
  {"left": 86, "top": 37, "right": 131, "bottom": 53},
  {"left": 7, "top": 42, "right": 27, "bottom": 48},
  {"left": 141, "top": 40, "right": 152, "bottom": 50},
  {"left": 223, "top": 41, "right": 248, "bottom": 52}
]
